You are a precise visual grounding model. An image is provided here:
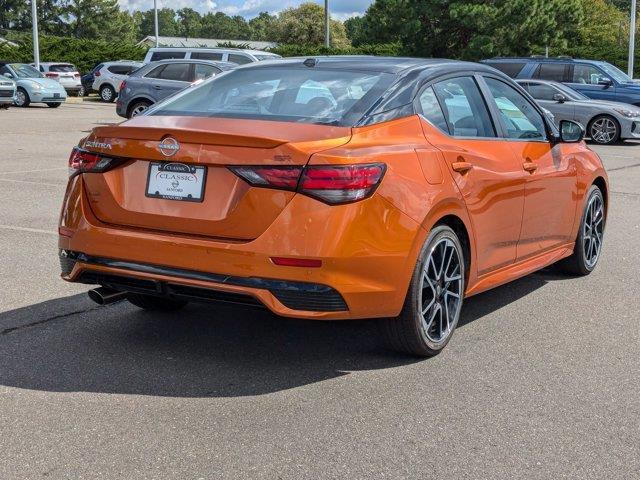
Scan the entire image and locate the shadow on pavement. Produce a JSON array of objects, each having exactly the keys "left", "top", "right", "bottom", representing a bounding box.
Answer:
[{"left": 0, "top": 272, "right": 552, "bottom": 398}]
